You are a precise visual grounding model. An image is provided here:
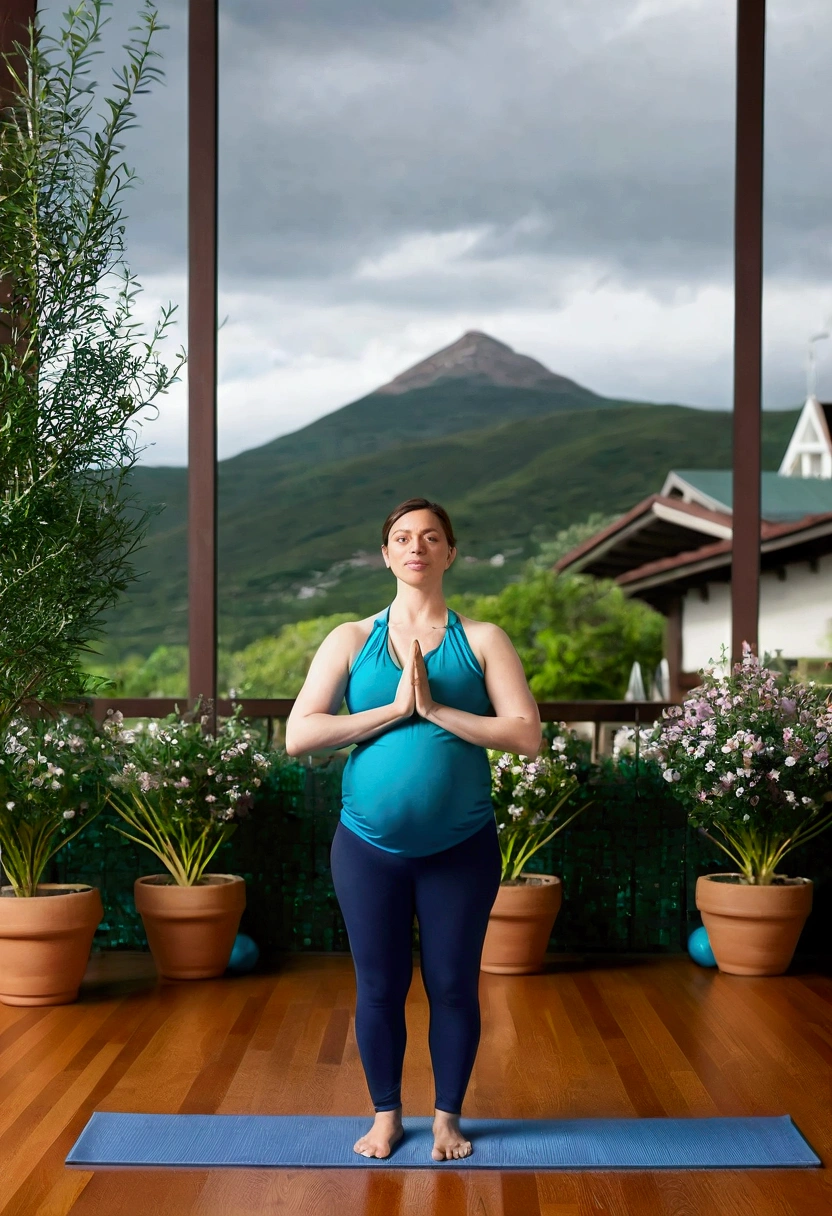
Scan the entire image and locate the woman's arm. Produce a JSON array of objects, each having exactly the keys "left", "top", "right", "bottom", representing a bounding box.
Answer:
[
  {"left": 284, "top": 622, "right": 414, "bottom": 756},
  {"left": 414, "top": 622, "right": 542, "bottom": 756}
]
